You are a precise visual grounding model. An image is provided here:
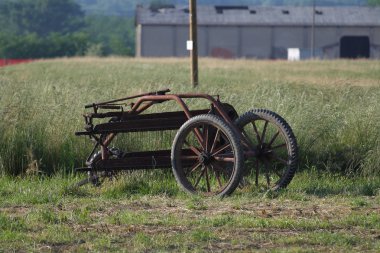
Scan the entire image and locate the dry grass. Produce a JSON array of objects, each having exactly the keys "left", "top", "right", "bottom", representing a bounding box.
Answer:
[
  {"left": 2, "top": 57, "right": 379, "bottom": 176},
  {"left": 36, "top": 57, "right": 380, "bottom": 87}
]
